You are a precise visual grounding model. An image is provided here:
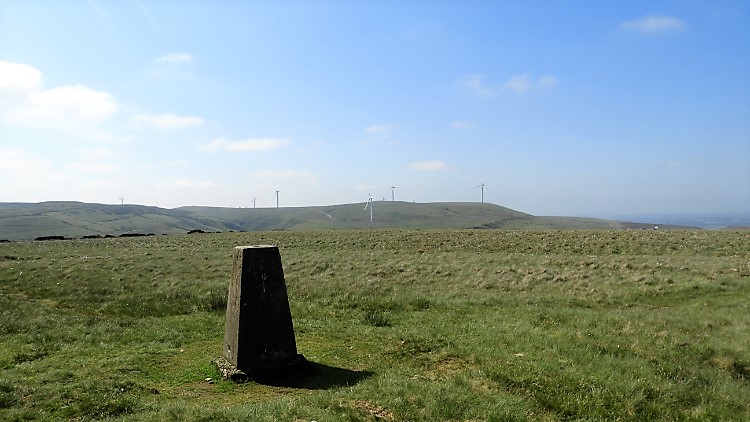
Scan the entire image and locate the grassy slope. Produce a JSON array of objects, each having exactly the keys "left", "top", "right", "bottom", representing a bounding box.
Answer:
[
  {"left": 178, "top": 202, "right": 541, "bottom": 230},
  {"left": 0, "top": 230, "right": 748, "bottom": 420},
  {"left": 0, "top": 201, "right": 674, "bottom": 241},
  {"left": 0, "top": 202, "right": 228, "bottom": 241}
]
